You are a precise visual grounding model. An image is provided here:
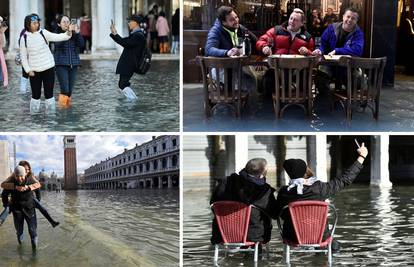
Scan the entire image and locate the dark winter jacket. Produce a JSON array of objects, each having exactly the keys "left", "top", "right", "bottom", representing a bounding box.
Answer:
[
  {"left": 5, "top": 177, "right": 39, "bottom": 217},
  {"left": 210, "top": 169, "right": 279, "bottom": 244},
  {"left": 54, "top": 32, "right": 84, "bottom": 66},
  {"left": 320, "top": 22, "right": 364, "bottom": 56},
  {"left": 205, "top": 19, "right": 257, "bottom": 57},
  {"left": 172, "top": 11, "right": 179, "bottom": 36},
  {"left": 275, "top": 160, "right": 363, "bottom": 242},
  {"left": 110, "top": 29, "right": 146, "bottom": 75},
  {"left": 256, "top": 22, "right": 314, "bottom": 55}
]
